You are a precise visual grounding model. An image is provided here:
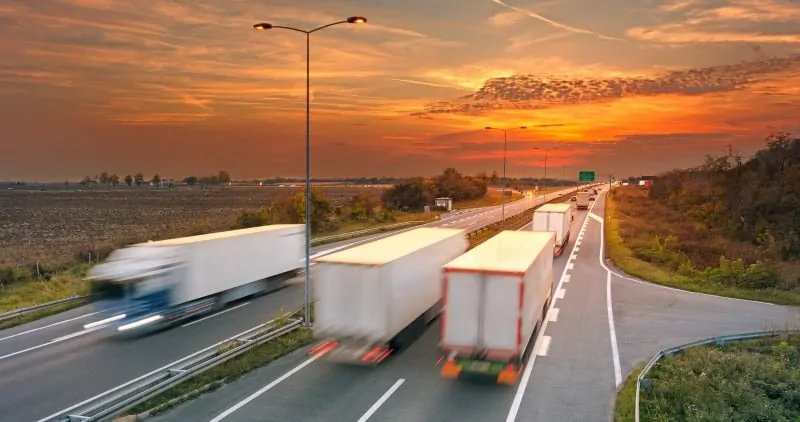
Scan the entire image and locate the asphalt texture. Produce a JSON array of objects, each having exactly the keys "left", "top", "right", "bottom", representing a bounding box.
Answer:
[
  {"left": 150, "top": 188, "right": 799, "bottom": 422},
  {"left": 0, "top": 192, "right": 575, "bottom": 422}
]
